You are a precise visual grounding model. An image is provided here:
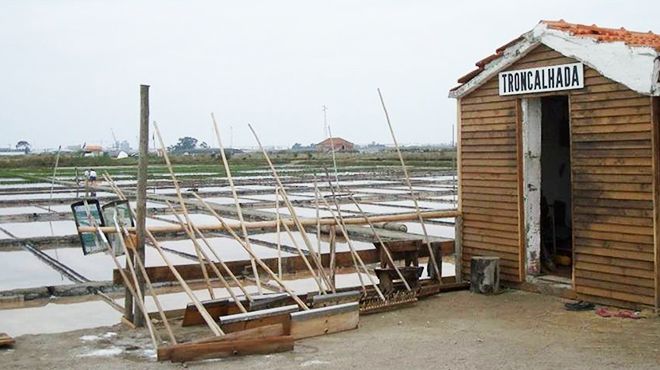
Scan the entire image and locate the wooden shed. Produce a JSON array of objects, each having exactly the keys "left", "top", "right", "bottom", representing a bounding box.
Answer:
[{"left": 449, "top": 20, "right": 660, "bottom": 310}]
